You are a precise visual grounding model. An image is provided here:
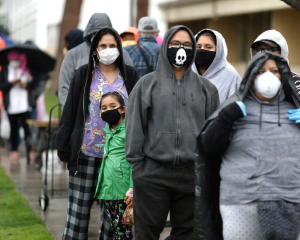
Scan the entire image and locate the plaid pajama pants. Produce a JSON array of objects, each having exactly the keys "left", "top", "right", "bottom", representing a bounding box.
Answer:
[{"left": 62, "top": 153, "right": 113, "bottom": 240}]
